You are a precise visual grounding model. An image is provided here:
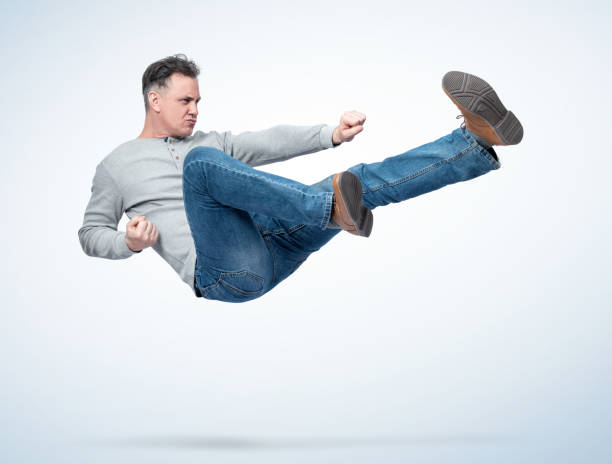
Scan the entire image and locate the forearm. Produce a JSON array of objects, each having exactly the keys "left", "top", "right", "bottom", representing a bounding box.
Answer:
[
  {"left": 79, "top": 162, "right": 139, "bottom": 260},
  {"left": 78, "top": 226, "right": 139, "bottom": 259},
  {"left": 223, "top": 124, "right": 336, "bottom": 167}
]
